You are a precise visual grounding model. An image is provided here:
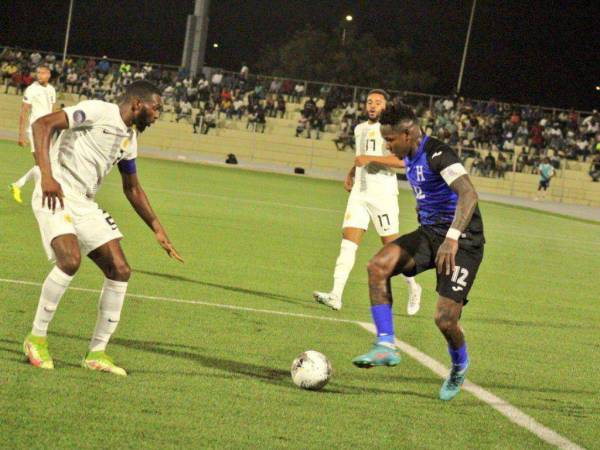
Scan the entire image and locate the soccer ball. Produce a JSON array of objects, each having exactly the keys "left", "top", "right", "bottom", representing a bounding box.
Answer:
[{"left": 290, "top": 350, "right": 332, "bottom": 390}]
